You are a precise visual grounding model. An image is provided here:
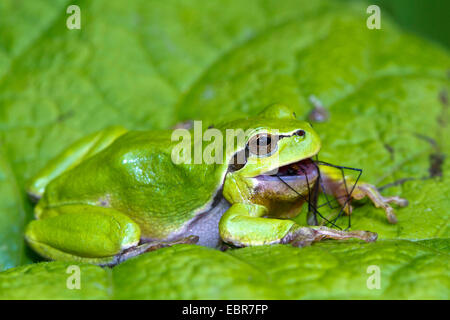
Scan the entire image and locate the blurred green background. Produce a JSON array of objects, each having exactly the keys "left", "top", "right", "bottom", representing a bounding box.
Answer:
[{"left": 347, "top": 0, "right": 449, "bottom": 48}]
